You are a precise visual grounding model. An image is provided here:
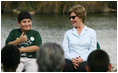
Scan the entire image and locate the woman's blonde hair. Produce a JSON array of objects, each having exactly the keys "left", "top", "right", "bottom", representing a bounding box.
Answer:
[{"left": 69, "top": 4, "right": 87, "bottom": 23}]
